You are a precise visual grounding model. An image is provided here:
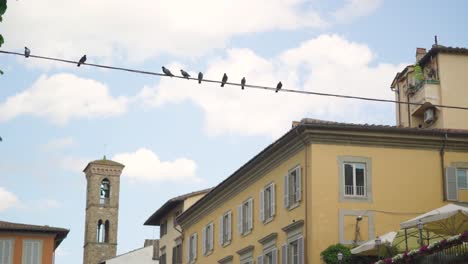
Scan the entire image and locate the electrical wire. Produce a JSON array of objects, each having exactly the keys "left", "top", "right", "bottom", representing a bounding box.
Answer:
[{"left": 2, "top": 49, "right": 468, "bottom": 111}]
